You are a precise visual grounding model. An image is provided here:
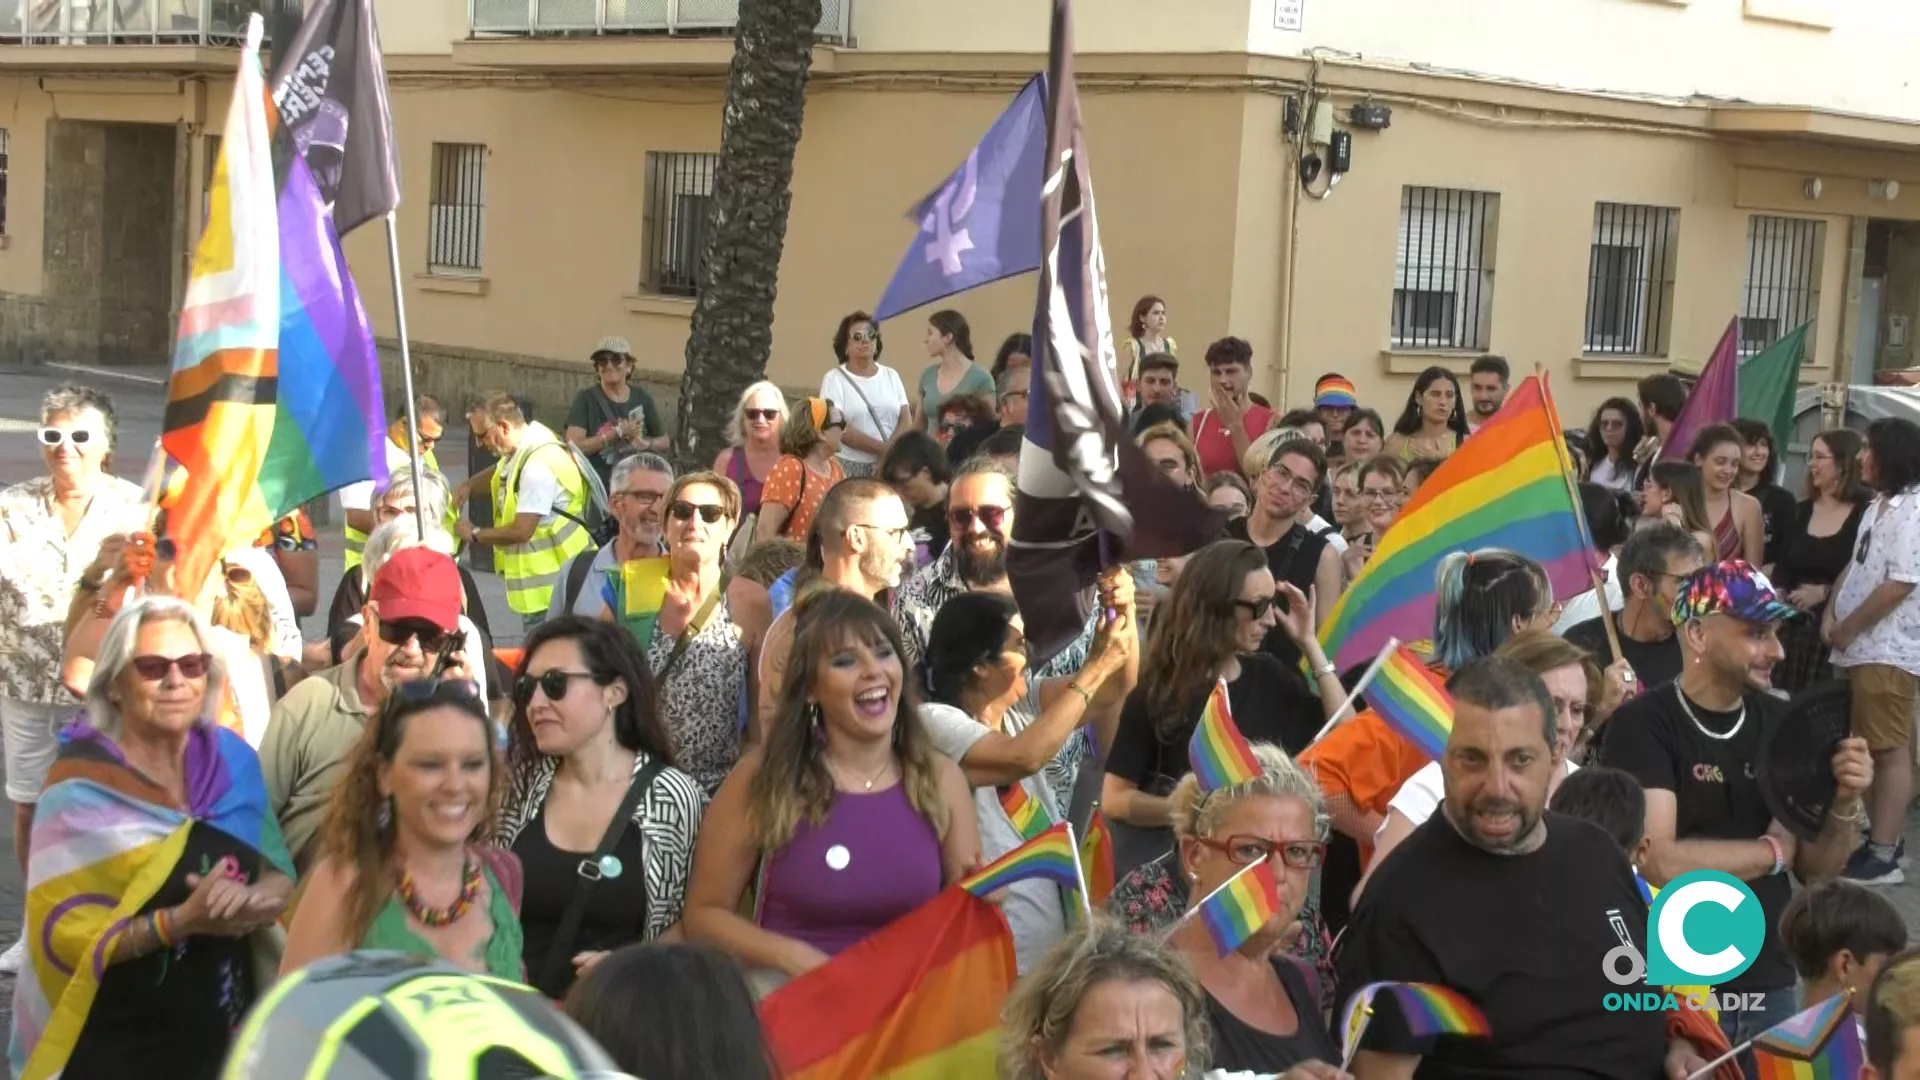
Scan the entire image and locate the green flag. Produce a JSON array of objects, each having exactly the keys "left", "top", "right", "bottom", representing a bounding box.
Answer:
[{"left": 1737, "top": 322, "right": 1811, "bottom": 451}]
